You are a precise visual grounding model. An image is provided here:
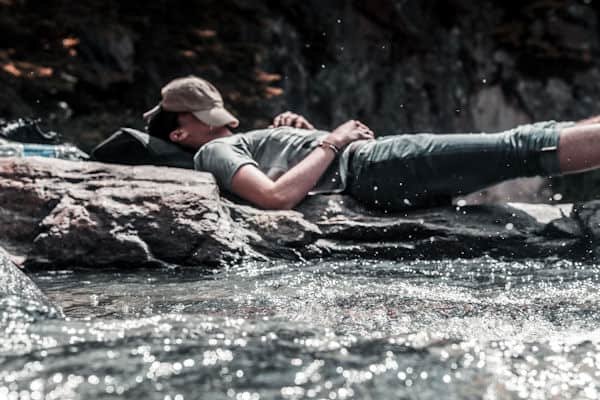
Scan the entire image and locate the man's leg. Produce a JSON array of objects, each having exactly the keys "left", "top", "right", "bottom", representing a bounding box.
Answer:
[
  {"left": 558, "top": 124, "right": 600, "bottom": 173},
  {"left": 348, "top": 122, "right": 564, "bottom": 211}
]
